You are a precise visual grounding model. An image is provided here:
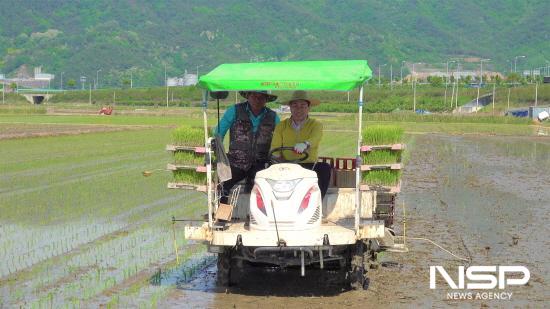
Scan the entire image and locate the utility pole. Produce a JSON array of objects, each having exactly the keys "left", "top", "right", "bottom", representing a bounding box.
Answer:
[
  {"left": 196, "top": 64, "right": 203, "bottom": 79},
  {"left": 445, "top": 61, "right": 455, "bottom": 108},
  {"left": 507, "top": 87, "right": 511, "bottom": 111},
  {"left": 130, "top": 70, "right": 133, "bottom": 89},
  {"left": 378, "top": 64, "right": 386, "bottom": 88},
  {"left": 455, "top": 62, "right": 461, "bottom": 109},
  {"left": 493, "top": 83, "right": 497, "bottom": 115},
  {"left": 412, "top": 62, "right": 422, "bottom": 110},
  {"left": 165, "top": 64, "right": 169, "bottom": 108},
  {"left": 412, "top": 62, "right": 422, "bottom": 90},
  {"left": 96, "top": 69, "right": 101, "bottom": 89},
  {"left": 480, "top": 59, "right": 490, "bottom": 85},
  {"left": 446, "top": 60, "right": 456, "bottom": 84},
  {"left": 60, "top": 72, "right": 64, "bottom": 90},
  {"left": 514, "top": 55, "right": 526, "bottom": 73},
  {"left": 535, "top": 82, "right": 538, "bottom": 107},
  {"left": 378, "top": 64, "right": 381, "bottom": 88},
  {"left": 450, "top": 79, "right": 456, "bottom": 111},
  {"left": 475, "top": 59, "right": 490, "bottom": 113},
  {"left": 390, "top": 64, "right": 393, "bottom": 90},
  {"left": 455, "top": 66, "right": 460, "bottom": 109},
  {"left": 400, "top": 61, "right": 406, "bottom": 85},
  {"left": 445, "top": 80, "right": 448, "bottom": 109},
  {"left": 413, "top": 80, "right": 417, "bottom": 112},
  {"left": 475, "top": 86, "right": 480, "bottom": 113}
]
